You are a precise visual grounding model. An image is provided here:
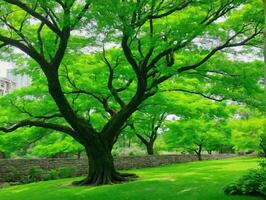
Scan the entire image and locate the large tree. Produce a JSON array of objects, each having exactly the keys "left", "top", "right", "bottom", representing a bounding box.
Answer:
[{"left": 0, "top": 0, "right": 263, "bottom": 185}]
